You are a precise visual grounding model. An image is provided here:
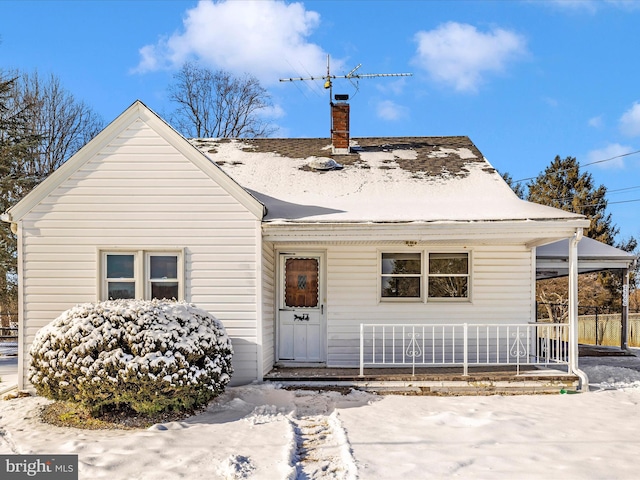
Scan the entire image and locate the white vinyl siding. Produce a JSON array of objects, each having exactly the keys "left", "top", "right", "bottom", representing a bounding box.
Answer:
[
  {"left": 19, "top": 119, "right": 261, "bottom": 387},
  {"left": 321, "top": 244, "right": 533, "bottom": 367},
  {"left": 261, "top": 241, "right": 276, "bottom": 375}
]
